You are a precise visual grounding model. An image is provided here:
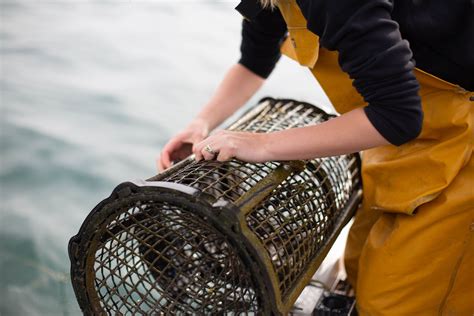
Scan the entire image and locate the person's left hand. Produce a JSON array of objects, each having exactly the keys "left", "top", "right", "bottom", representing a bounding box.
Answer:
[{"left": 192, "top": 130, "right": 270, "bottom": 163}]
